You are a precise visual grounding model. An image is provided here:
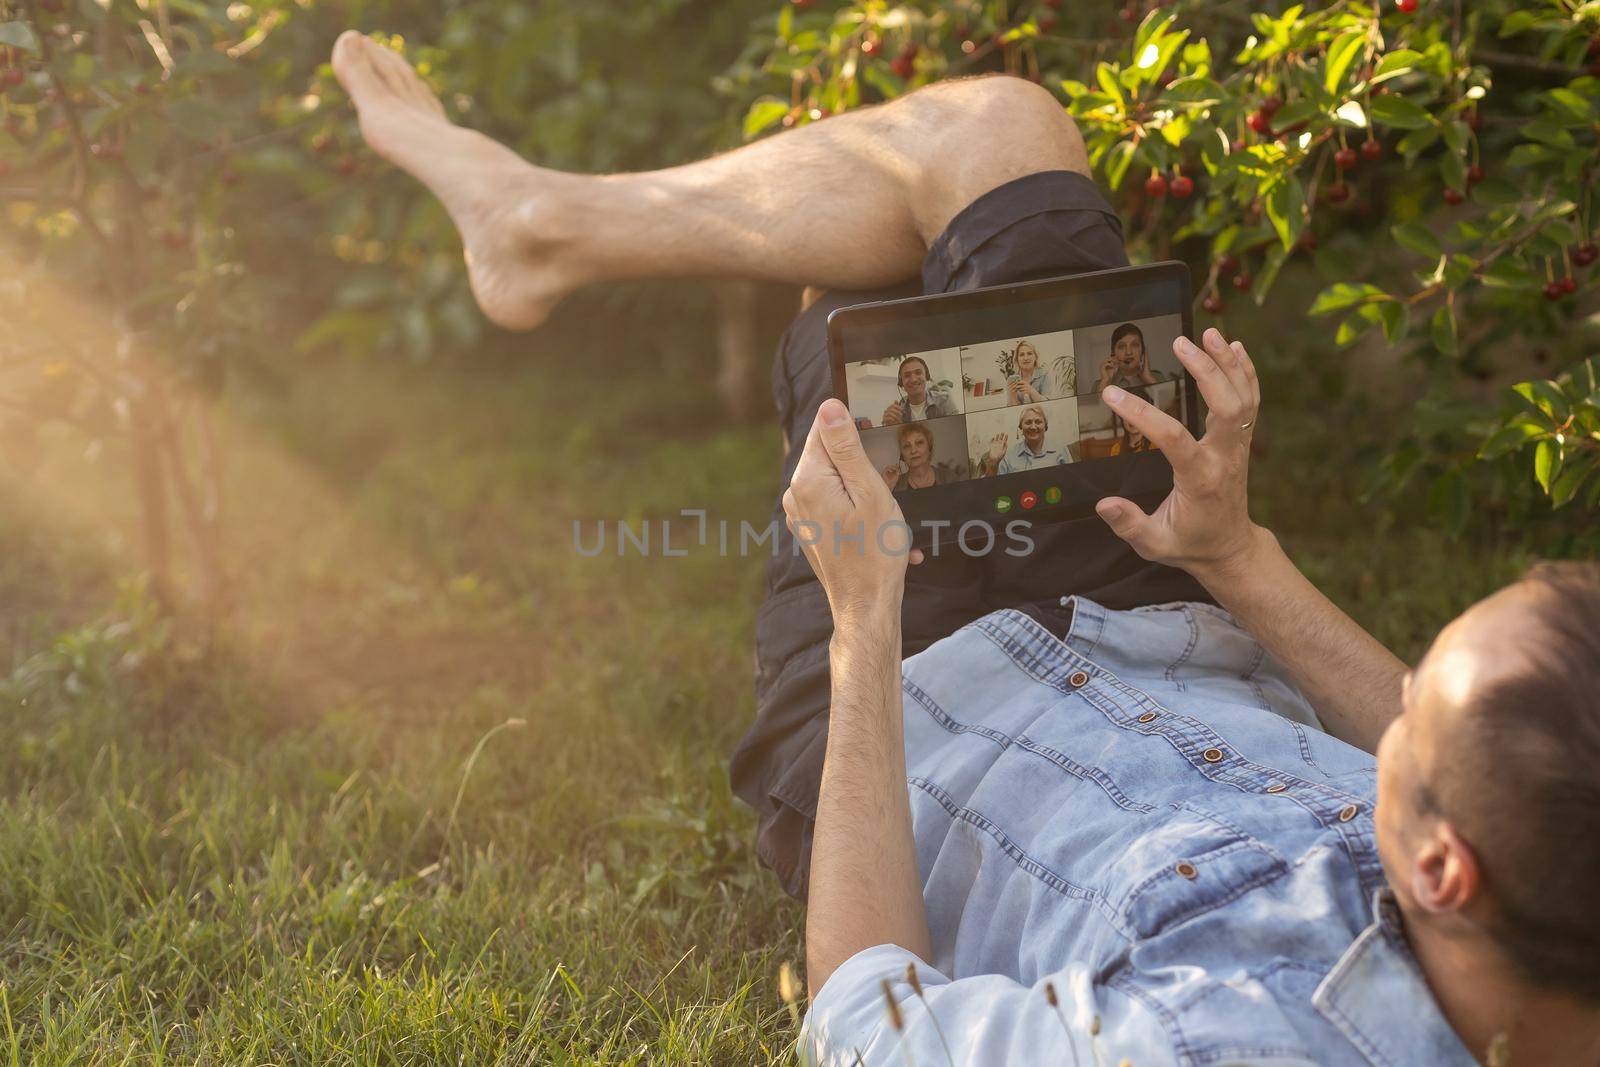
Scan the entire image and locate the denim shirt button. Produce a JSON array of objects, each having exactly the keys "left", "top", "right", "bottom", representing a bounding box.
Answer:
[
  {"left": 1068, "top": 670, "right": 1089, "bottom": 689},
  {"left": 1266, "top": 783, "right": 1288, "bottom": 794},
  {"left": 1137, "top": 712, "right": 1157, "bottom": 724},
  {"left": 1175, "top": 861, "right": 1198, "bottom": 880},
  {"left": 1338, "top": 803, "right": 1360, "bottom": 822},
  {"left": 1202, "top": 747, "right": 1224, "bottom": 763}
]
